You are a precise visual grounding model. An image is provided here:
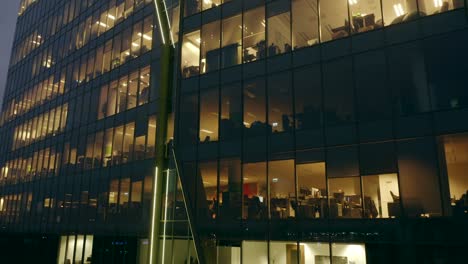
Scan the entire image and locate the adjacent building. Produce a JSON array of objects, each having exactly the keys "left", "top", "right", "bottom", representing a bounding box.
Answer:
[{"left": 1, "top": 0, "right": 468, "bottom": 263}]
